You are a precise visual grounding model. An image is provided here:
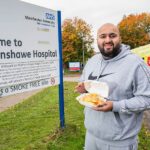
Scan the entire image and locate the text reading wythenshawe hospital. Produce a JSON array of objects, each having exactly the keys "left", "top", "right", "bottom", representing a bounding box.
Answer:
[{"left": 0, "top": 39, "right": 57, "bottom": 59}]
